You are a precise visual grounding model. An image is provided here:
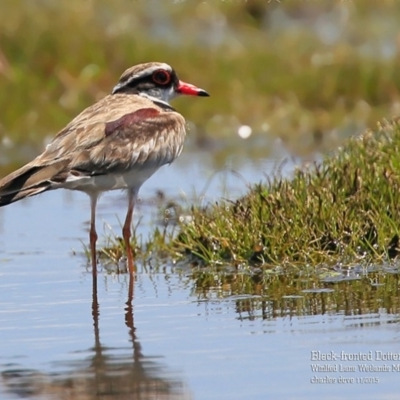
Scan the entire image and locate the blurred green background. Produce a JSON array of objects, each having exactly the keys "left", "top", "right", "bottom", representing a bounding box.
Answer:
[{"left": 1, "top": 0, "right": 400, "bottom": 173}]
